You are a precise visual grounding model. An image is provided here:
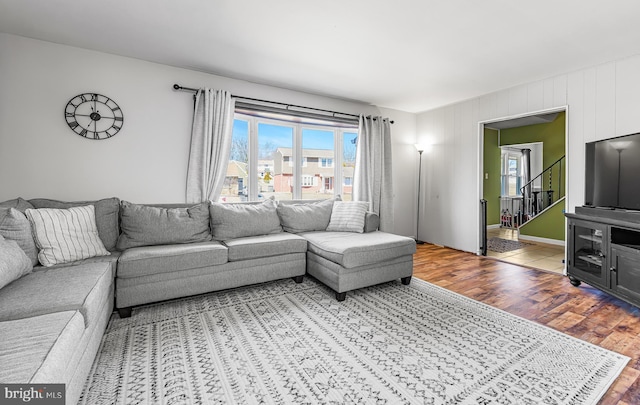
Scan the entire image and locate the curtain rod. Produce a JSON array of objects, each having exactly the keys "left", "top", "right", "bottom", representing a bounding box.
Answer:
[{"left": 172, "top": 84, "right": 393, "bottom": 124}]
